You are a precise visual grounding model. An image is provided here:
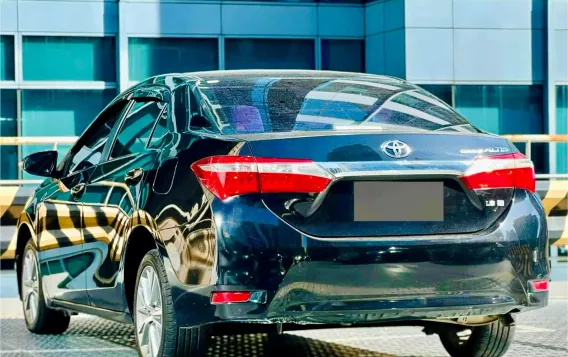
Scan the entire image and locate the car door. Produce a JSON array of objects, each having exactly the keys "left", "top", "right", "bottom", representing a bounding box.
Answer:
[
  {"left": 81, "top": 89, "right": 170, "bottom": 311},
  {"left": 38, "top": 99, "right": 129, "bottom": 305}
]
